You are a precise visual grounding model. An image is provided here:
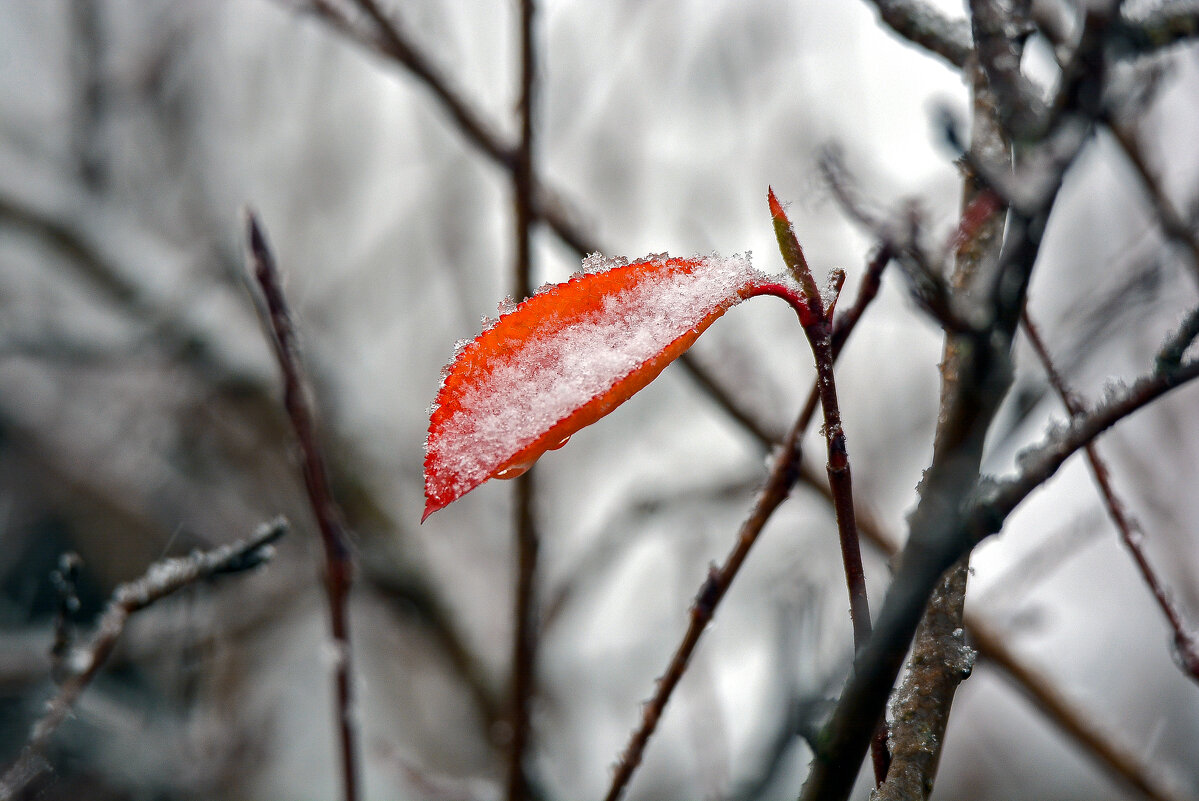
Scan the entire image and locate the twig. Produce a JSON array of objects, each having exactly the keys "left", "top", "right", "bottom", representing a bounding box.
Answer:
[
  {"left": 1022, "top": 310, "right": 1199, "bottom": 680},
  {"left": 816, "top": 150, "right": 986, "bottom": 334},
  {"left": 862, "top": 0, "right": 973, "bottom": 69},
  {"left": 768, "top": 189, "right": 884, "bottom": 781},
  {"left": 244, "top": 213, "right": 360, "bottom": 801},
  {"left": 506, "top": 2, "right": 539, "bottom": 799},
  {"left": 1157, "top": 304, "right": 1199, "bottom": 373},
  {"left": 981, "top": 355, "right": 1199, "bottom": 537},
  {"left": 600, "top": 246, "right": 893, "bottom": 801},
  {"left": 1104, "top": 117, "right": 1199, "bottom": 286},
  {"left": 0, "top": 518, "right": 288, "bottom": 801}
]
